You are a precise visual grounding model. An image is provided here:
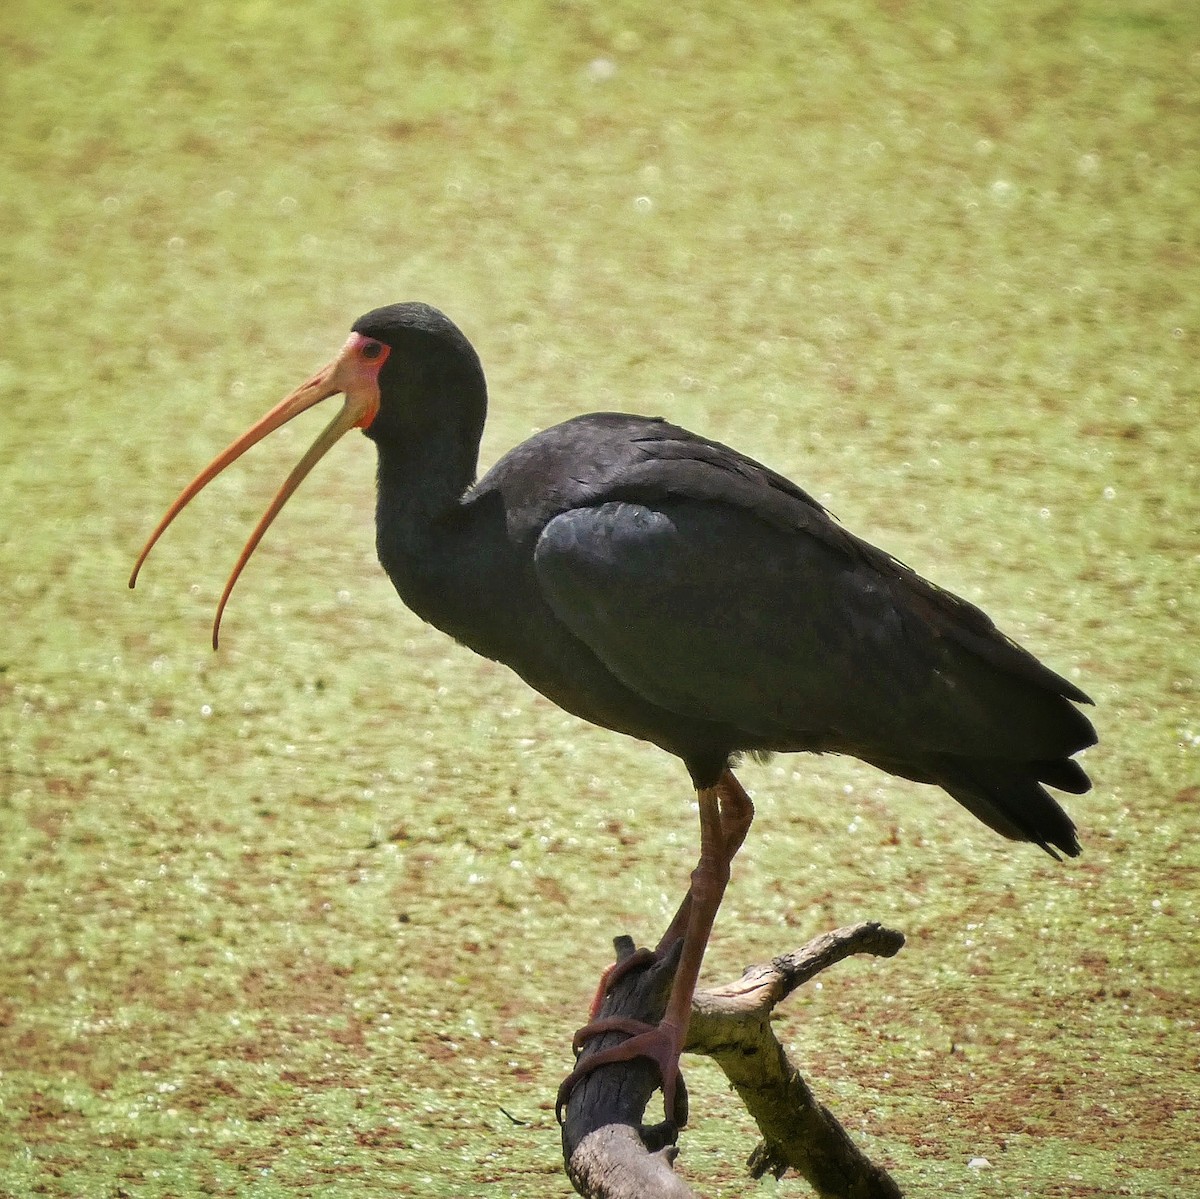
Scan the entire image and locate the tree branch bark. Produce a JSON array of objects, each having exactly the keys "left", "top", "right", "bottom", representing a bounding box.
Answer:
[{"left": 560, "top": 922, "right": 906, "bottom": 1199}]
